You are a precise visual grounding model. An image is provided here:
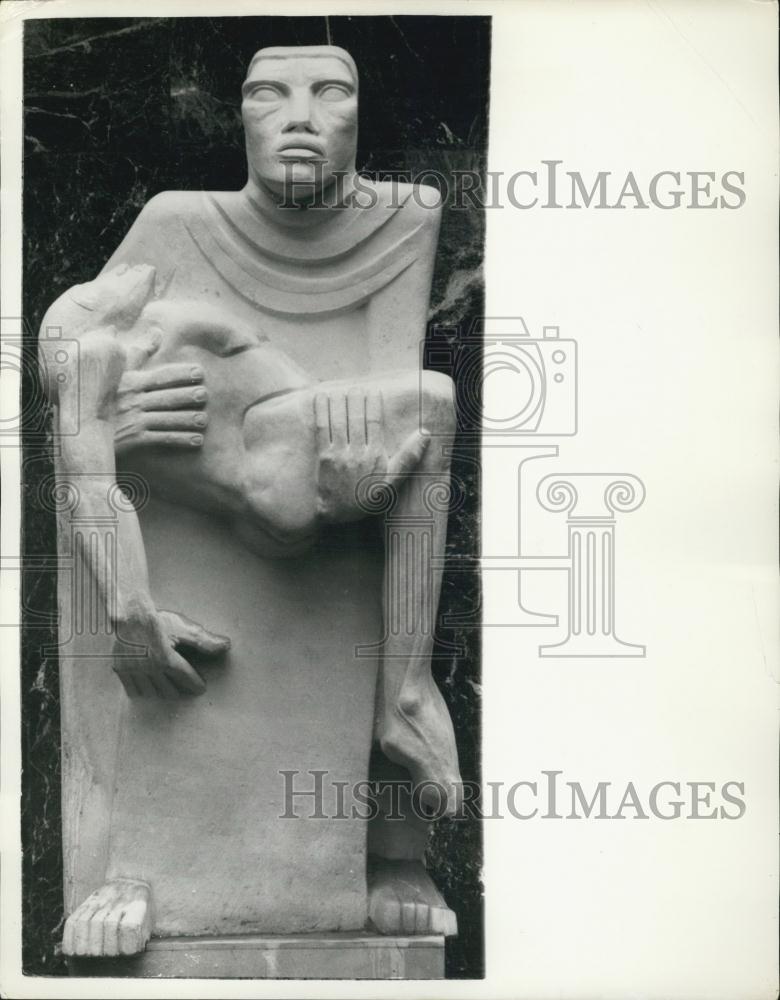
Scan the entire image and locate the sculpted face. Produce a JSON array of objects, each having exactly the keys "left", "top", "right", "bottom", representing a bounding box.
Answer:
[{"left": 241, "top": 45, "right": 358, "bottom": 200}]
